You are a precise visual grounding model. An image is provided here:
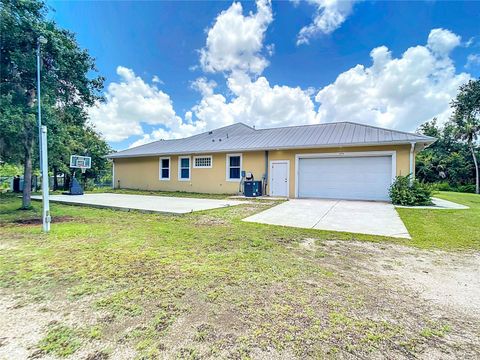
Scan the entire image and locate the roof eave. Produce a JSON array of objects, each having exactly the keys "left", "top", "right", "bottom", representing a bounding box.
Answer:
[{"left": 107, "top": 139, "right": 436, "bottom": 159}]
